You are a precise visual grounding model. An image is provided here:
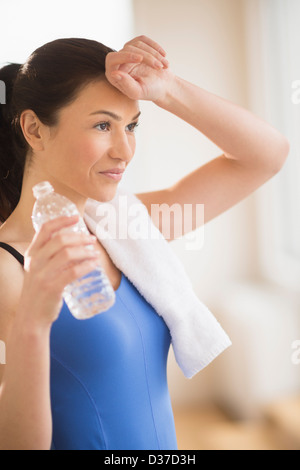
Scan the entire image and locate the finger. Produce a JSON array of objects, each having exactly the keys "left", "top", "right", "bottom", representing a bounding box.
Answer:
[
  {"left": 28, "top": 215, "right": 80, "bottom": 254},
  {"left": 124, "top": 44, "right": 169, "bottom": 70},
  {"left": 46, "top": 245, "right": 101, "bottom": 277},
  {"left": 106, "top": 51, "right": 143, "bottom": 73},
  {"left": 125, "top": 35, "right": 167, "bottom": 57},
  {"left": 125, "top": 40, "right": 169, "bottom": 67},
  {"left": 56, "top": 258, "right": 101, "bottom": 290},
  {"left": 37, "top": 231, "right": 97, "bottom": 264}
]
